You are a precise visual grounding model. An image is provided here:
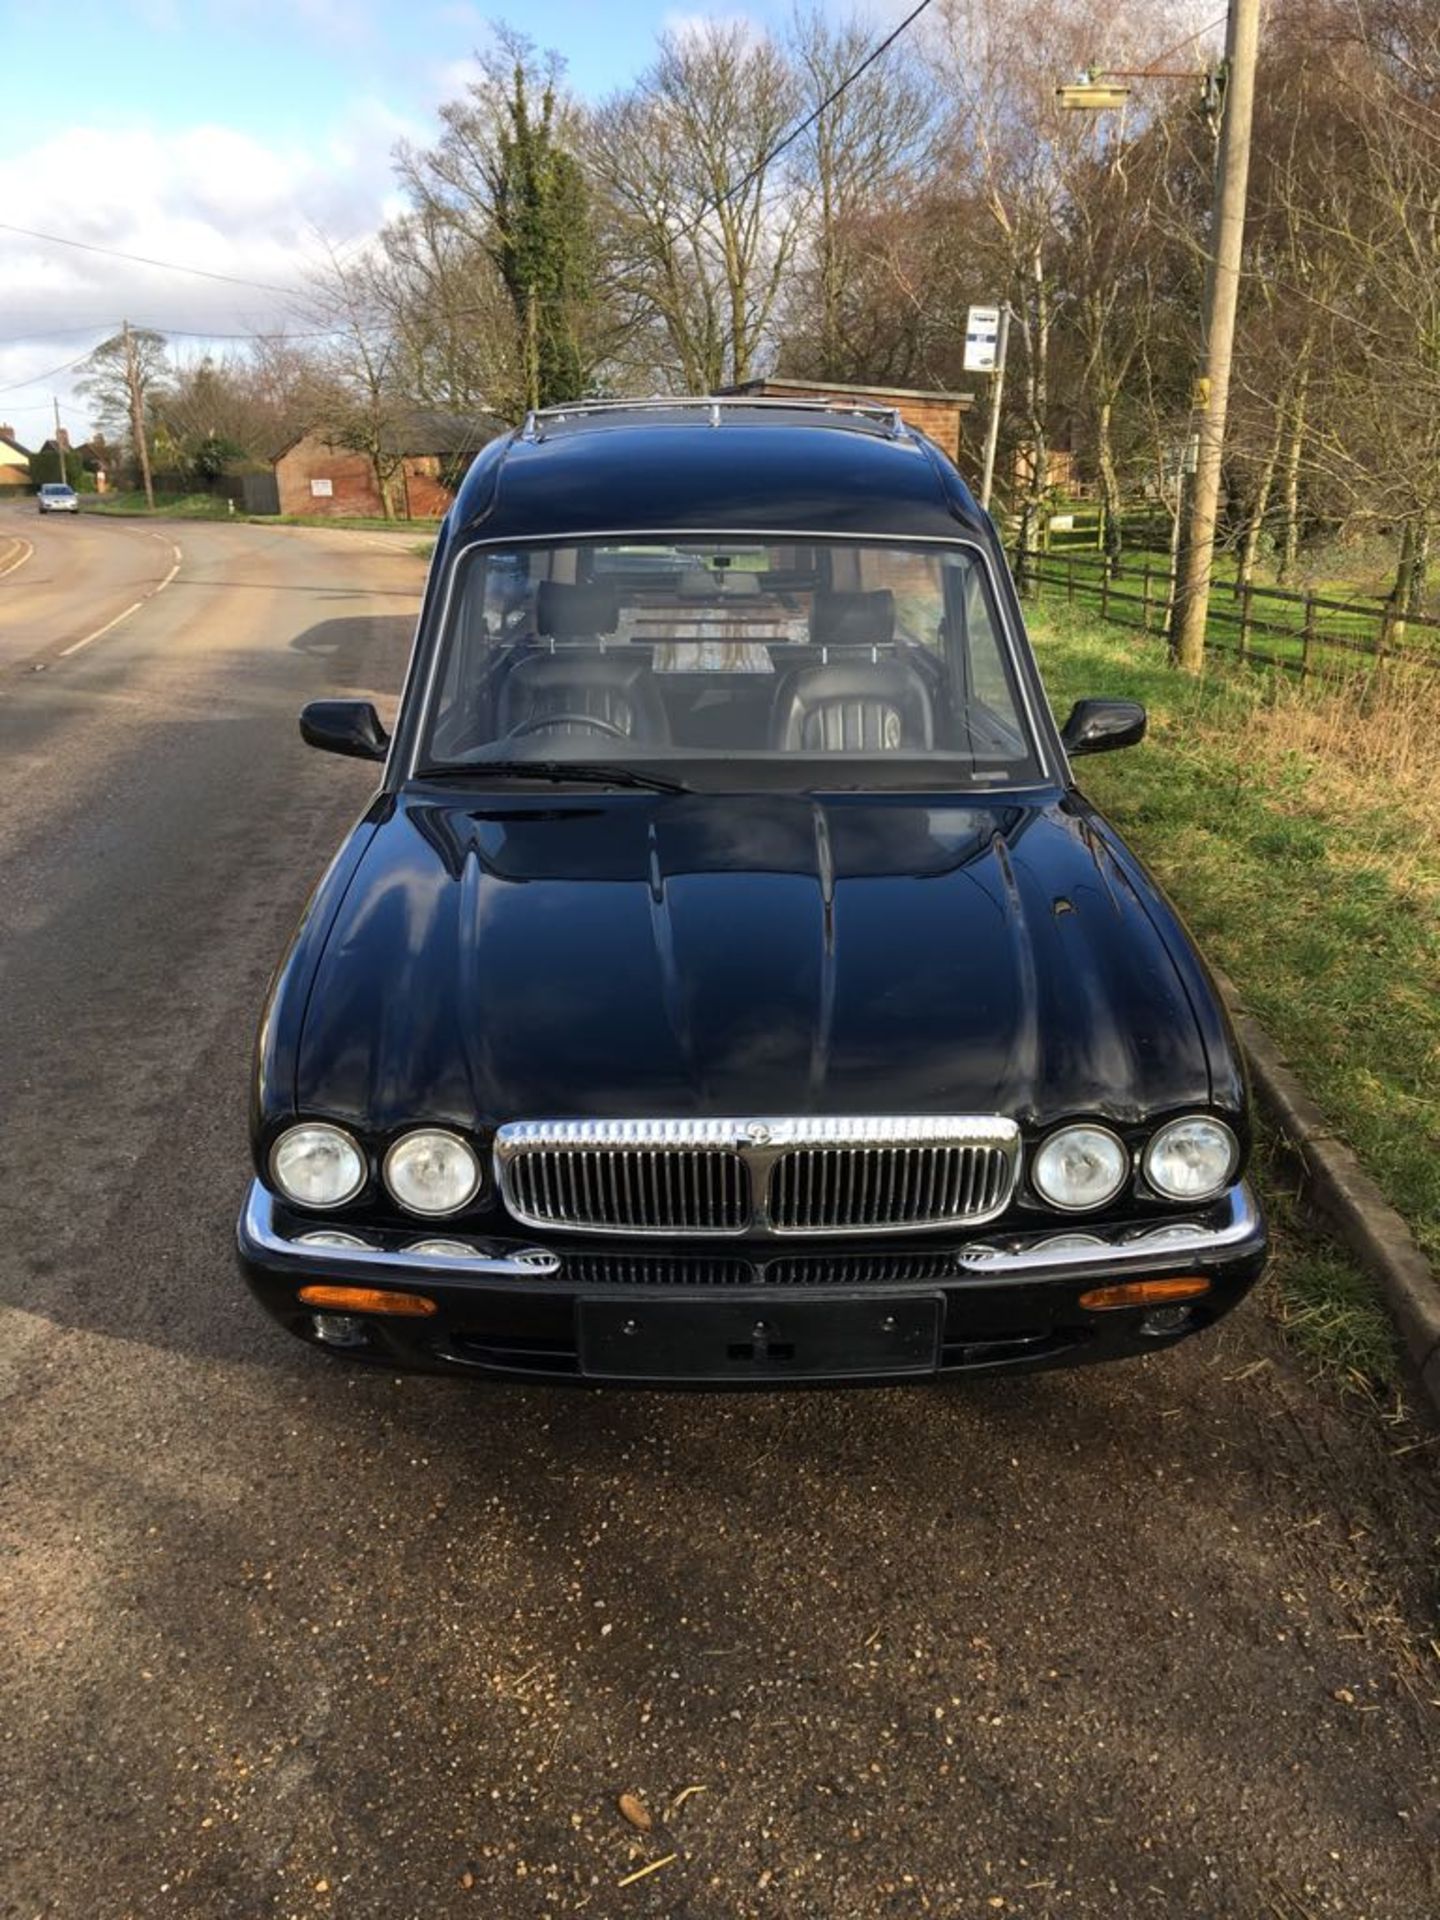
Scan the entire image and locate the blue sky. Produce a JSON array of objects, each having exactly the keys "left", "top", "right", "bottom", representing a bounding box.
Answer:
[
  {"left": 1, "top": 0, "right": 864, "bottom": 438},
  {"left": 1, "top": 2, "right": 727, "bottom": 153}
]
